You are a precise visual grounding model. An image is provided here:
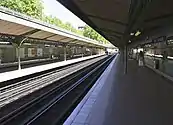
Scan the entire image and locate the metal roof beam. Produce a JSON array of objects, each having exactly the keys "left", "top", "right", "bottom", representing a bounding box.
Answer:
[
  {"left": 65, "top": 39, "right": 78, "bottom": 45},
  {"left": 87, "top": 14, "right": 127, "bottom": 26},
  {"left": 42, "top": 34, "right": 57, "bottom": 40},
  {"left": 145, "top": 13, "right": 173, "bottom": 22},
  {"left": 103, "top": 33, "right": 121, "bottom": 39},
  {"left": 21, "top": 29, "right": 41, "bottom": 37},
  {"left": 96, "top": 28, "right": 124, "bottom": 35},
  {"left": 58, "top": 37, "right": 70, "bottom": 42}
]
